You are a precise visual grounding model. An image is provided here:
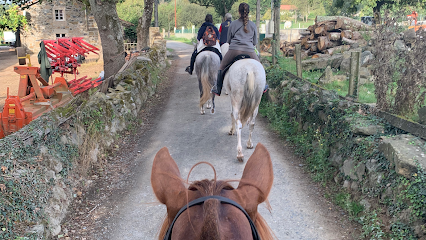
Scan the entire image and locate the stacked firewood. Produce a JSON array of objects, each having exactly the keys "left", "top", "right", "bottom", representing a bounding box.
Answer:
[{"left": 280, "top": 16, "right": 373, "bottom": 59}]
